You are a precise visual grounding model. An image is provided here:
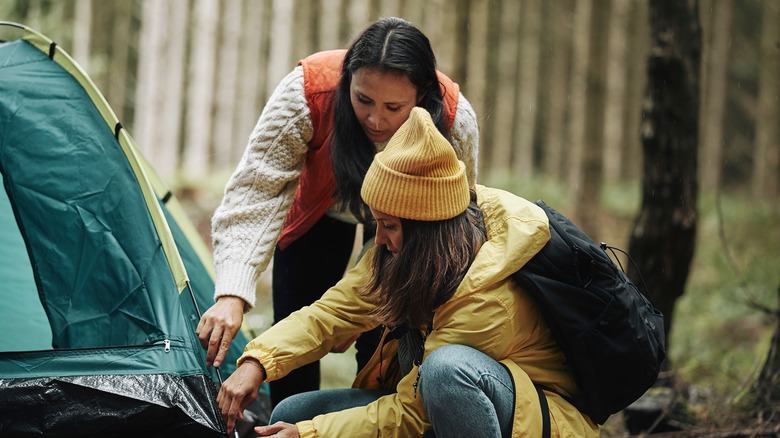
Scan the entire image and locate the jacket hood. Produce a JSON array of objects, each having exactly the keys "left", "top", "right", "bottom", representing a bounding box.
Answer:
[{"left": 456, "top": 185, "right": 550, "bottom": 297}]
